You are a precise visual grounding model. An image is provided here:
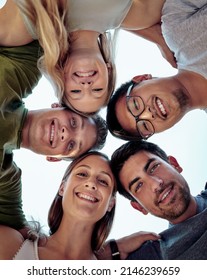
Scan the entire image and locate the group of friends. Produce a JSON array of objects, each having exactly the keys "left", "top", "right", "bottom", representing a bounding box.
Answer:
[{"left": 0, "top": 0, "right": 206, "bottom": 260}]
